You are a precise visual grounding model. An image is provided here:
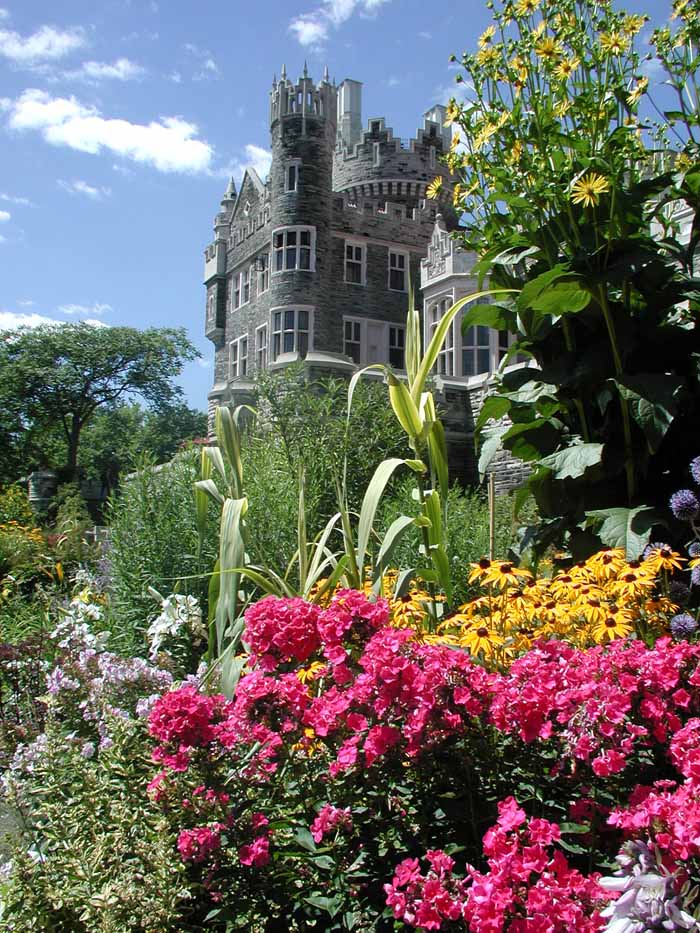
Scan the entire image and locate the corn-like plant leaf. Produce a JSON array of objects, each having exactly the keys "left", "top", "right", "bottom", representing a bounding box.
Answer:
[
  {"left": 424, "top": 490, "right": 442, "bottom": 547},
  {"left": 388, "top": 373, "right": 423, "bottom": 439},
  {"left": 312, "top": 554, "right": 350, "bottom": 602},
  {"left": 411, "top": 289, "right": 516, "bottom": 404},
  {"left": 373, "top": 514, "right": 415, "bottom": 590},
  {"left": 356, "top": 458, "right": 406, "bottom": 579},
  {"left": 405, "top": 459, "right": 427, "bottom": 473},
  {"left": 194, "top": 478, "right": 224, "bottom": 506},
  {"left": 393, "top": 568, "right": 415, "bottom": 599},
  {"left": 216, "top": 497, "right": 248, "bottom": 654},
  {"left": 405, "top": 281, "right": 421, "bottom": 385},
  {"left": 297, "top": 466, "right": 309, "bottom": 590},
  {"left": 306, "top": 511, "right": 343, "bottom": 588},
  {"left": 430, "top": 543, "right": 452, "bottom": 603},
  {"left": 195, "top": 449, "right": 213, "bottom": 550},
  {"left": 203, "top": 445, "right": 227, "bottom": 485},
  {"left": 427, "top": 421, "right": 449, "bottom": 503},
  {"left": 216, "top": 406, "right": 245, "bottom": 498}
]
